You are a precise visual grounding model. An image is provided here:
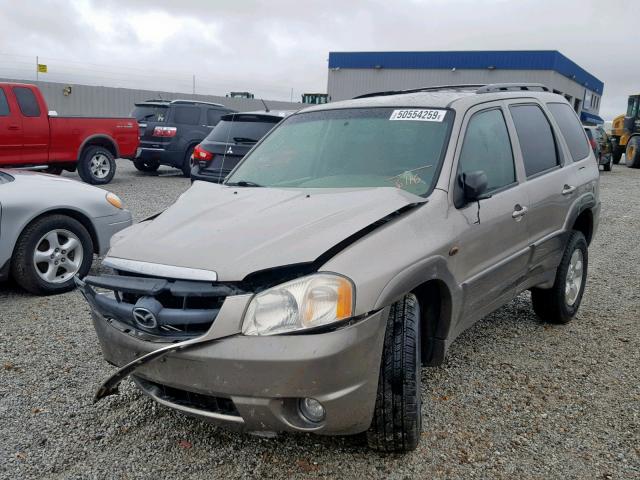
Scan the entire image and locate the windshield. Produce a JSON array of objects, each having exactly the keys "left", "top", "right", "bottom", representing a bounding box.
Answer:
[
  {"left": 207, "top": 115, "right": 281, "bottom": 144},
  {"left": 131, "top": 105, "right": 168, "bottom": 123},
  {"left": 226, "top": 107, "right": 453, "bottom": 196}
]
